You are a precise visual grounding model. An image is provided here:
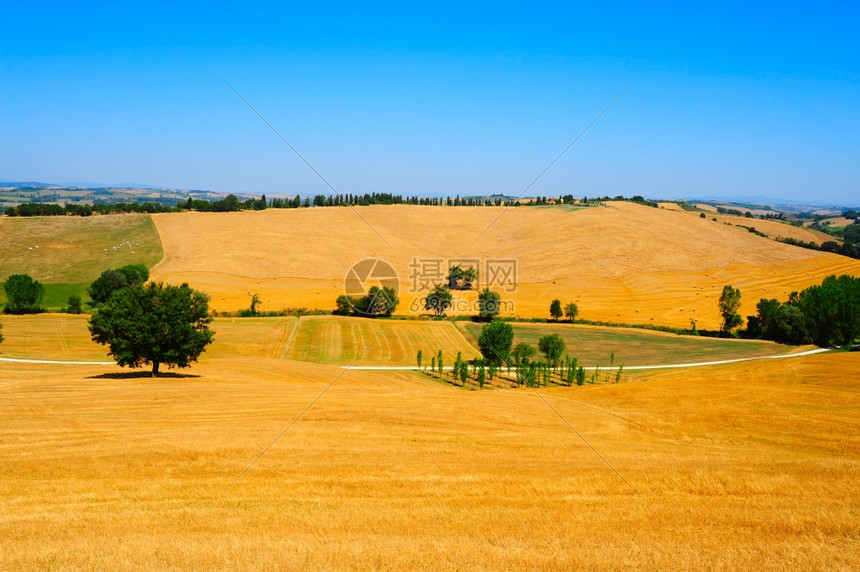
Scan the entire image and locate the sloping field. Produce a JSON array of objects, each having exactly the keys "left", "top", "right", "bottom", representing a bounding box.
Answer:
[
  {"left": 150, "top": 203, "right": 860, "bottom": 328},
  {"left": 458, "top": 321, "right": 810, "bottom": 367},
  {"left": 0, "top": 213, "right": 162, "bottom": 283},
  {"left": 1, "top": 352, "right": 857, "bottom": 569},
  {"left": 1, "top": 314, "right": 809, "bottom": 368},
  {"left": 286, "top": 315, "right": 479, "bottom": 365},
  {"left": 0, "top": 314, "right": 110, "bottom": 361}
]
